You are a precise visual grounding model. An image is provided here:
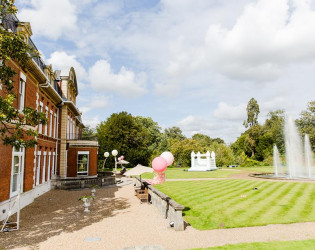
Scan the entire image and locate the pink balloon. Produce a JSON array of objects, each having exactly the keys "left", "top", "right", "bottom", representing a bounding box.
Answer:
[
  {"left": 152, "top": 157, "right": 167, "bottom": 172},
  {"left": 161, "top": 151, "right": 174, "bottom": 166},
  {"left": 121, "top": 155, "right": 124, "bottom": 160}
]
